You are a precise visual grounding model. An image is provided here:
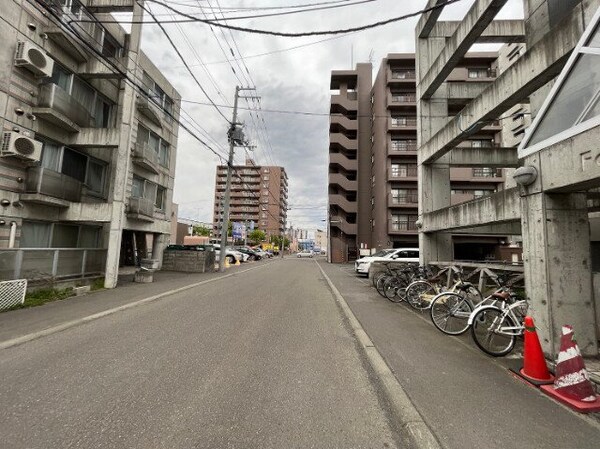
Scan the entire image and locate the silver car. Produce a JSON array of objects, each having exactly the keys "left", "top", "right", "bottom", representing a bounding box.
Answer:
[{"left": 297, "top": 250, "right": 313, "bottom": 258}]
